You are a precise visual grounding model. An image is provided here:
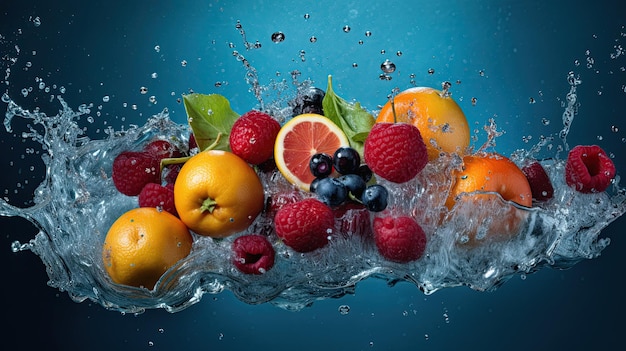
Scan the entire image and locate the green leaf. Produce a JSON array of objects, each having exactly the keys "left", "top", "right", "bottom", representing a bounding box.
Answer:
[
  {"left": 182, "top": 93, "right": 239, "bottom": 151},
  {"left": 322, "top": 75, "right": 375, "bottom": 157}
]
